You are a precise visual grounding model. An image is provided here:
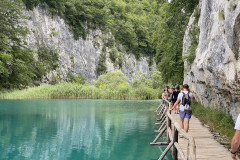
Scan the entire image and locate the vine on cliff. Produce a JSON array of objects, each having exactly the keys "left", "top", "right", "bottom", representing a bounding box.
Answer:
[
  {"left": 96, "top": 53, "right": 107, "bottom": 75},
  {"left": 185, "top": 8, "right": 201, "bottom": 64}
]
